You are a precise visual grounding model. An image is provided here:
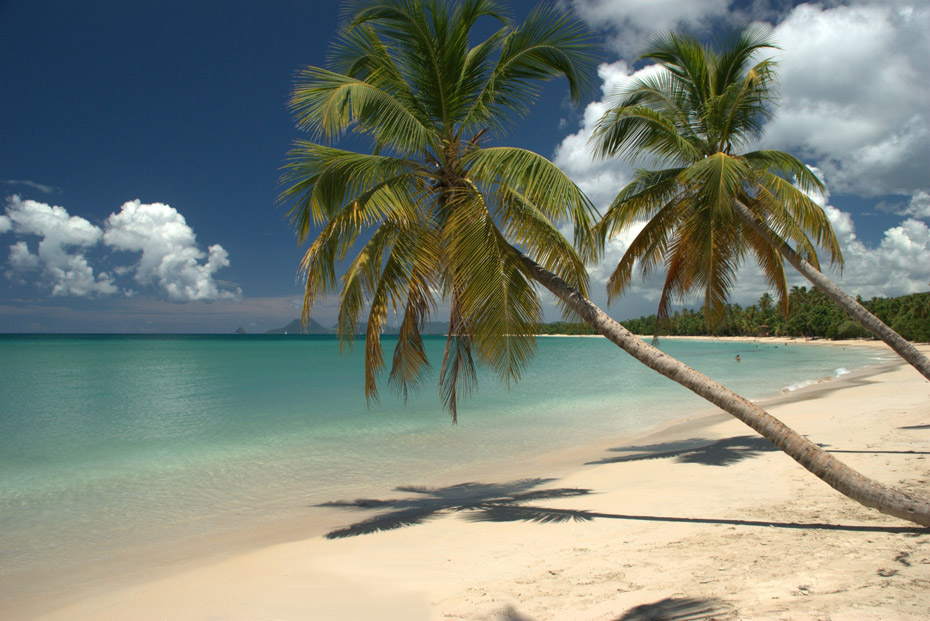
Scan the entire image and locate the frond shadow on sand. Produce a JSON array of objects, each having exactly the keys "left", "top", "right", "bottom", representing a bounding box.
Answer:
[
  {"left": 614, "top": 595, "right": 736, "bottom": 620},
  {"left": 586, "top": 435, "right": 779, "bottom": 467},
  {"left": 317, "top": 475, "right": 925, "bottom": 539},
  {"left": 317, "top": 478, "right": 592, "bottom": 539}
]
